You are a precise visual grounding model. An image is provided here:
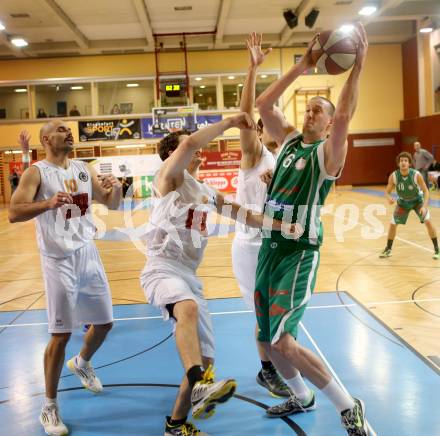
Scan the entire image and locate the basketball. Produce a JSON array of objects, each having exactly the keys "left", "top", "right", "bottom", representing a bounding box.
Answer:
[{"left": 311, "top": 30, "right": 358, "bottom": 75}]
